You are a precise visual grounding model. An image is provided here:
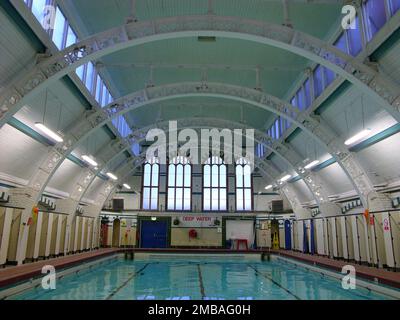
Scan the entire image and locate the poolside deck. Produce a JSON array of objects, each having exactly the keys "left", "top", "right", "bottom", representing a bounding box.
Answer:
[
  {"left": 0, "top": 248, "right": 399, "bottom": 291},
  {"left": 0, "top": 248, "right": 119, "bottom": 288}
]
